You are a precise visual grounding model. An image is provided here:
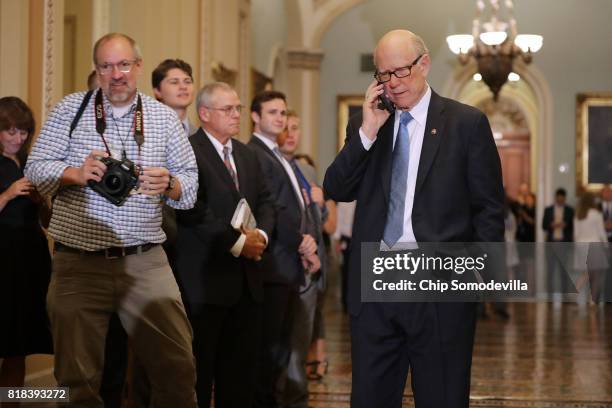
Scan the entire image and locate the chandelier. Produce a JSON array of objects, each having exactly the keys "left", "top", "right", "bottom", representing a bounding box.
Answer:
[{"left": 446, "top": 0, "right": 543, "bottom": 100}]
